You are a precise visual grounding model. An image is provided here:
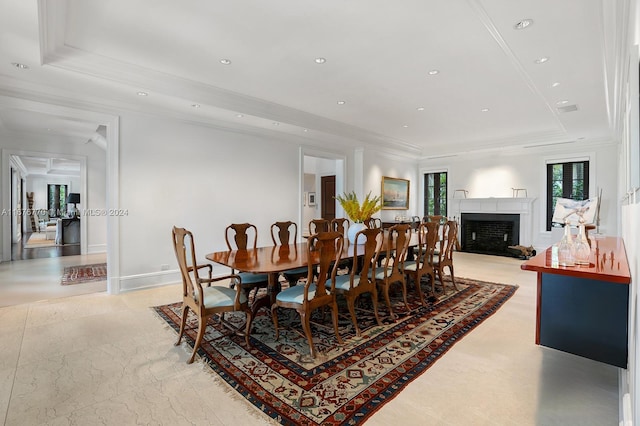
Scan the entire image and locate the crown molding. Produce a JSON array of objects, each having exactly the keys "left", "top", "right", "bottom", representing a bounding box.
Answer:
[{"left": 37, "top": 0, "right": 422, "bottom": 157}]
